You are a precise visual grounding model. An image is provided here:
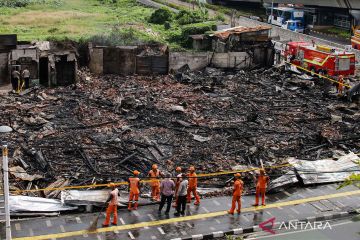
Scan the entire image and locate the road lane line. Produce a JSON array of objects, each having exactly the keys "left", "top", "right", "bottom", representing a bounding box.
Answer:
[
  {"left": 13, "top": 189, "right": 360, "bottom": 240},
  {"left": 15, "top": 223, "right": 21, "bottom": 231},
  {"left": 128, "top": 231, "right": 135, "bottom": 240}
]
